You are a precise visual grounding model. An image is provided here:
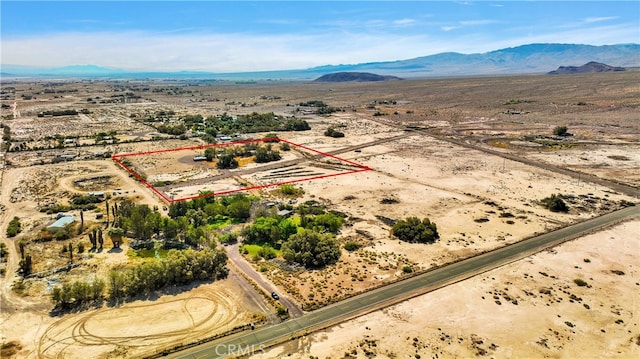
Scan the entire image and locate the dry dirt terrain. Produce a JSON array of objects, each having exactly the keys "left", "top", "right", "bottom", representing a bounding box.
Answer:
[
  {"left": 257, "top": 219, "right": 639, "bottom": 359},
  {"left": 1, "top": 71, "right": 638, "bottom": 358}
]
